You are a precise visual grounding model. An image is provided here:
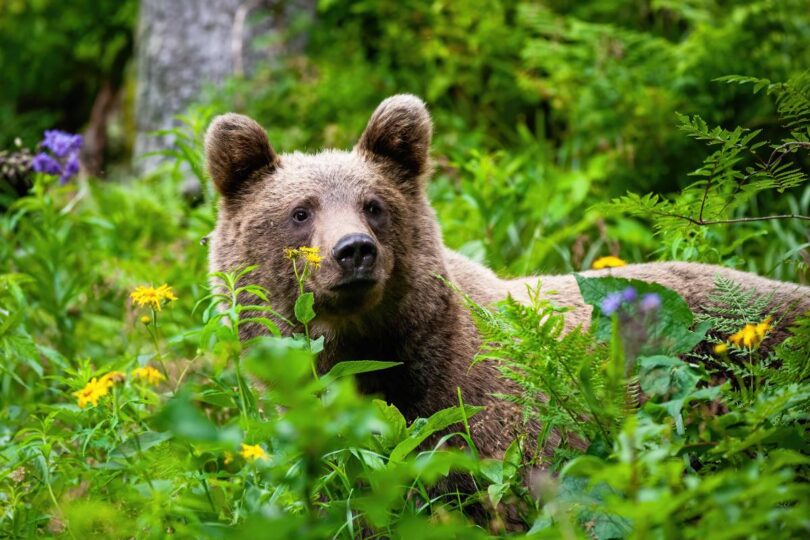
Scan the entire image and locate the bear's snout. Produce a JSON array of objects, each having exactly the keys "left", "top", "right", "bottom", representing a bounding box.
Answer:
[{"left": 331, "top": 233, "right": 378, "bottom": 282}]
